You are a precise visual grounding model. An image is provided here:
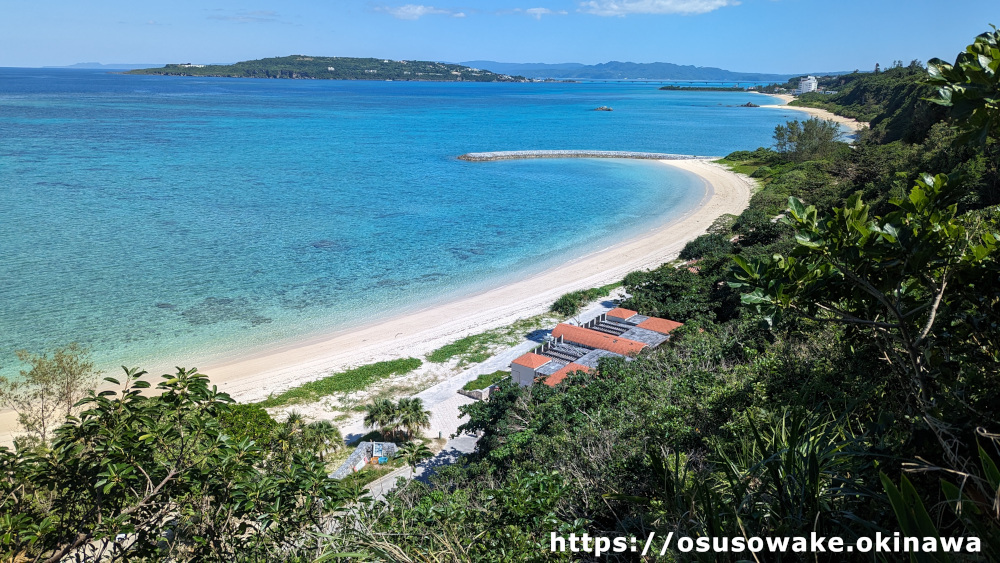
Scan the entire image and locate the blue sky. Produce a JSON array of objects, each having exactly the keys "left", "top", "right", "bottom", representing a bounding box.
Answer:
[{"left": 0, "top": 1, "right": 993, "bottom": 73}]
